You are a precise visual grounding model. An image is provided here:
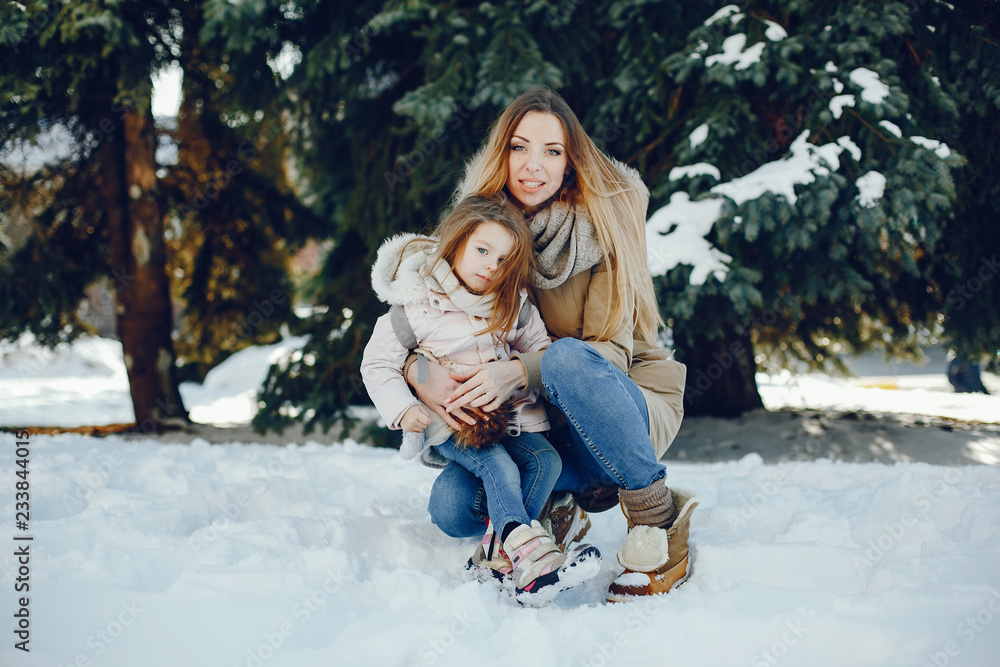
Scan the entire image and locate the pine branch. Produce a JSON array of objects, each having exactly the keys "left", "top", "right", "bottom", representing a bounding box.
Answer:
[{"left": 843, "top": 107, "right": 899, "bottom": 156}]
